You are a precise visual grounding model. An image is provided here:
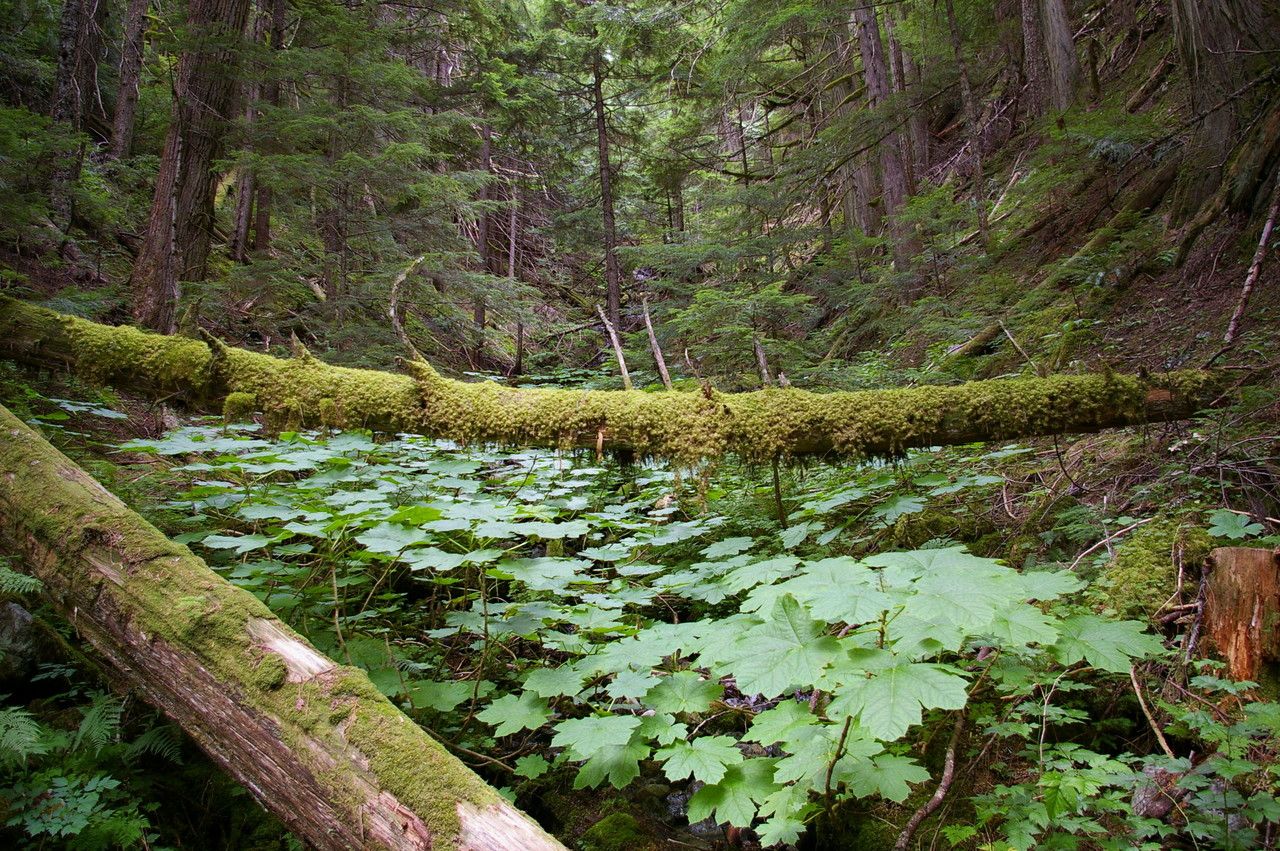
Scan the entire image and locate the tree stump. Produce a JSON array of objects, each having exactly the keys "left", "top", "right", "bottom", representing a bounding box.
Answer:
[{"left": 1203, "top": 547, "right": 1280, "bottom": 686}]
